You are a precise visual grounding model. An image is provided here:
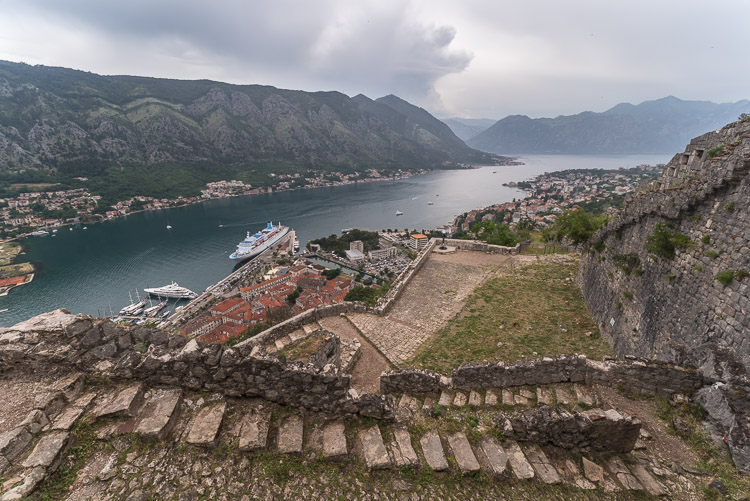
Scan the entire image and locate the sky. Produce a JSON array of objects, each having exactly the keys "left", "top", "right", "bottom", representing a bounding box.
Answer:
[{"left": 1, "top": 0, "right": 748, "bottom": 119}]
